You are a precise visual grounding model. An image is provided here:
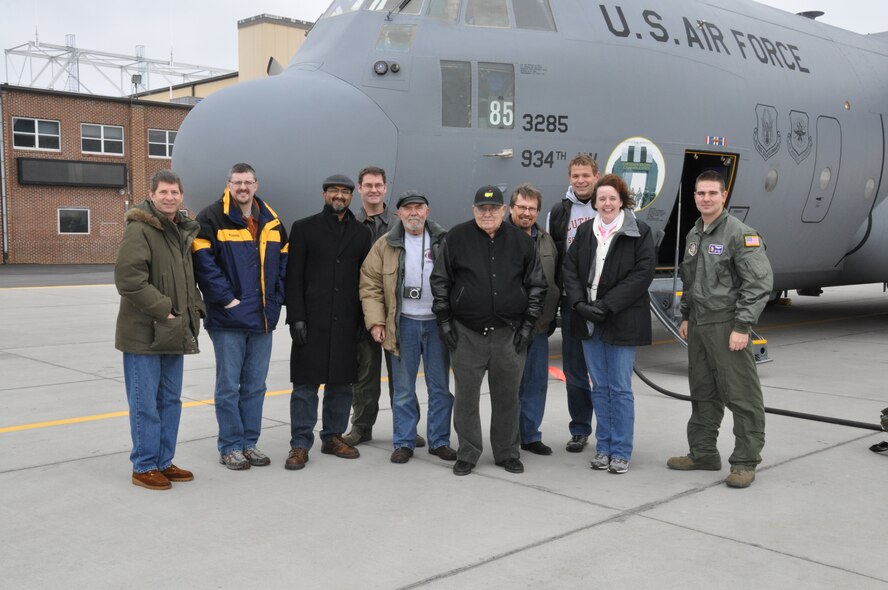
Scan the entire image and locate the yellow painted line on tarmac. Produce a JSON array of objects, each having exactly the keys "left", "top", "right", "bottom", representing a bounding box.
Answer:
[
  {"left": 0, "top": 379, "right": 398, "bottom": 434},
  {"left": 0, "top": 284, "right": 114, "bottom": 291}
]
